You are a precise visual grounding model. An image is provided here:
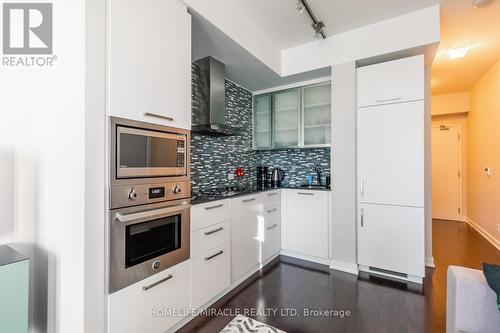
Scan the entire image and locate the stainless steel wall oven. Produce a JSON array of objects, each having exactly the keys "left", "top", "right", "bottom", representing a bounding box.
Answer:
[{"left": 109, "top": 117, "right": 191, "bottom": 293}]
